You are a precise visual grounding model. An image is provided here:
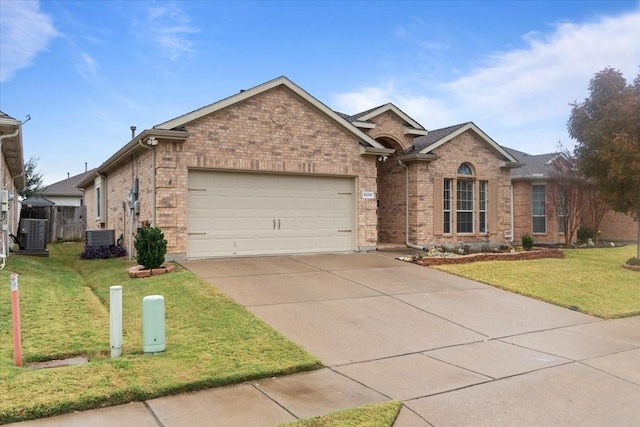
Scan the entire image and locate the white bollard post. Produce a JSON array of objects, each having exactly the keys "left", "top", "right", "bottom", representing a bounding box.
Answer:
[{"left": 110, "top": 286, "right": 123, "bottom": 358}]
